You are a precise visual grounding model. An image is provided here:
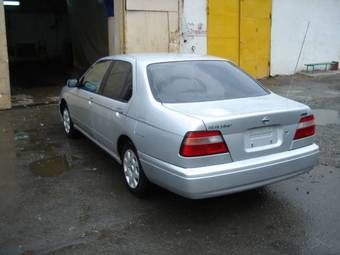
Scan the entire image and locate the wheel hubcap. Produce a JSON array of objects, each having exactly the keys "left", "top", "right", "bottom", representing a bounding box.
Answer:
[
  {"left": 63, "top": 109, "right": 71, "bottom": 134},
  {"left": 123, "top": 149, "right": 140, "bottom": 189}
]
